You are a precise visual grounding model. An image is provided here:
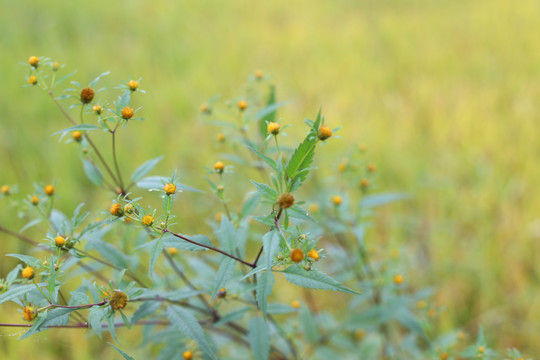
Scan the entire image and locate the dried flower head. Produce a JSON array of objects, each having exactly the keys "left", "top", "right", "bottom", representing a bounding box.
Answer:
[
  {"left": 109, "top": 290, "right": 128, "bottom": 310},
  {"left": 277, "top": 193, "right": 295, "bottom": 209},
  {"left": 290, "top": 248, "right": 304, "bottom": 263},
  {"left": 80, "top": 87, "right": 95, "bottom": 104}
]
